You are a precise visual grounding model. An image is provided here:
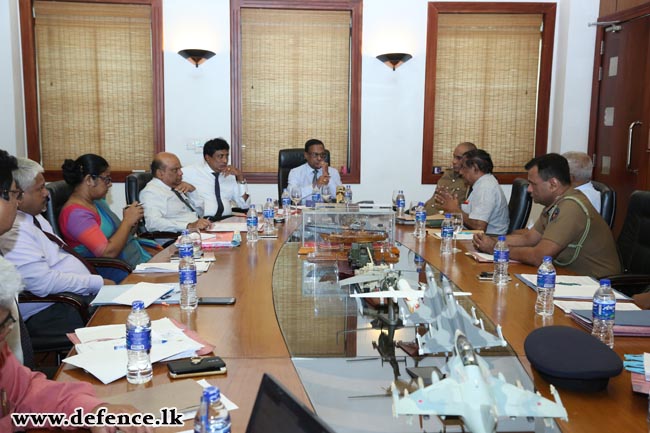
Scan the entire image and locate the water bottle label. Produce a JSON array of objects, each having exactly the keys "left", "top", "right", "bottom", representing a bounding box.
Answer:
[
  {"left": 263, "top": 208, "right": 275, "bottom": 218},
  {"left": 494, "top": 250, "right": 509, "bottom": 263},
  {"left": 441, "top": 225, "right": 453, "bottom": 239},
  {"left": 178, "top": 244, "right": 193, "bottom": 258},
  {"left": 537, "top": 272, "right": 556, "bottom": 289},
  {"left": 312, "top": 192, "right": 321, "bottom": 202},
  {"left": 282, "top": 197, "right": 291, "bottom": 206},
  {"left": 593, "top": 300, "right": 615, "bottom": 320},
  {"left": 396, "top": 198, "right": 405, "bottom": 208},
  {"left": 415, "top": 210, "right": 427, "bottom": 223},
  {"left": 246, "top": 216, "right": 258, "bottom": 228},
  {"left": 127, "top": 328, "right": 151, "bottom": 350},
  {"left": 180, "top": 269, "right": 197, "bottom": 285},
  {"left": 344, "top": 191, "right": 352, "bottom": 200}
]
